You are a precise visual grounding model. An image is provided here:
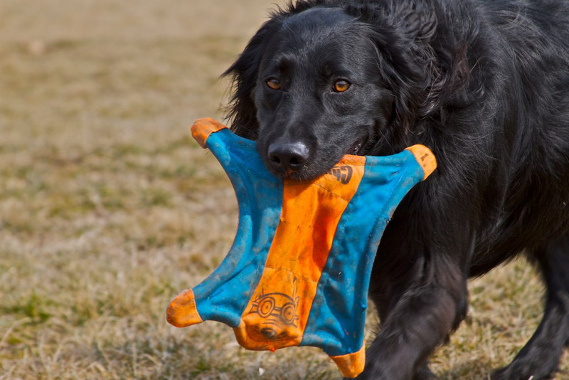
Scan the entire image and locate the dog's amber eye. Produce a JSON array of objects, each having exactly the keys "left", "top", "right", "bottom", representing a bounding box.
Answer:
[
  {"left": 266, "top": 78, "right": 281, "bottom": 90},
  {"left": 333, "top": 80, "right": 351, "bottom": 93}
]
